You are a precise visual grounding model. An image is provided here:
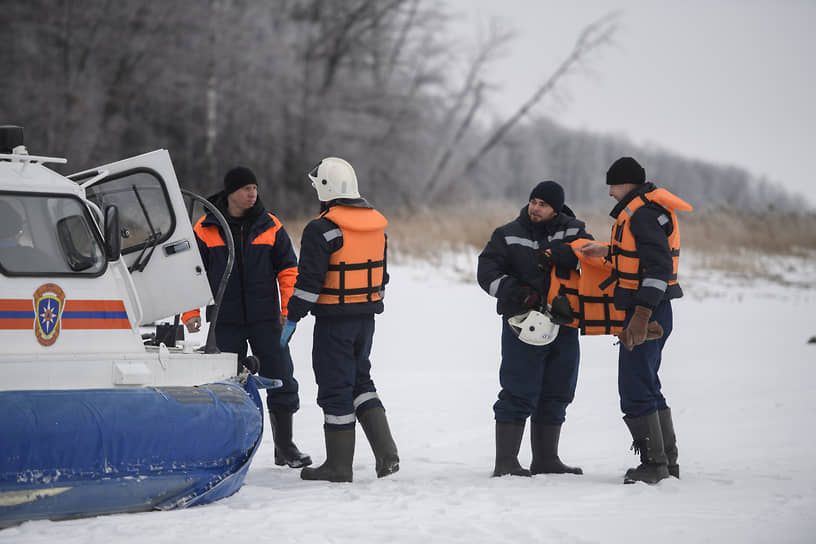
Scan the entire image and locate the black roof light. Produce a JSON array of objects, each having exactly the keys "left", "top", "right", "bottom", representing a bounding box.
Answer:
[{"left": 0, "top": 125, "right": 24, "bottom": 154}]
